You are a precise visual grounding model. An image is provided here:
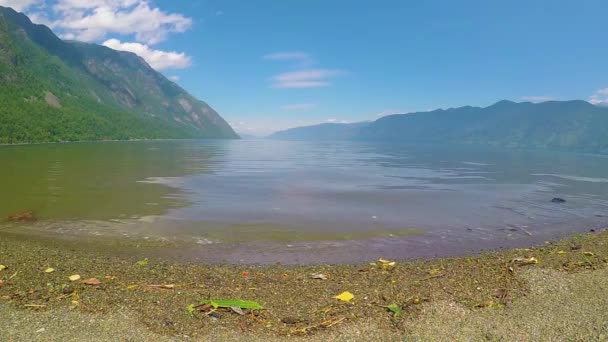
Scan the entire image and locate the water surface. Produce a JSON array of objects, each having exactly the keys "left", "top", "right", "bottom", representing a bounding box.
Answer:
[{"left": 1, "top": 140, "right": 607, "bottom": 263}]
